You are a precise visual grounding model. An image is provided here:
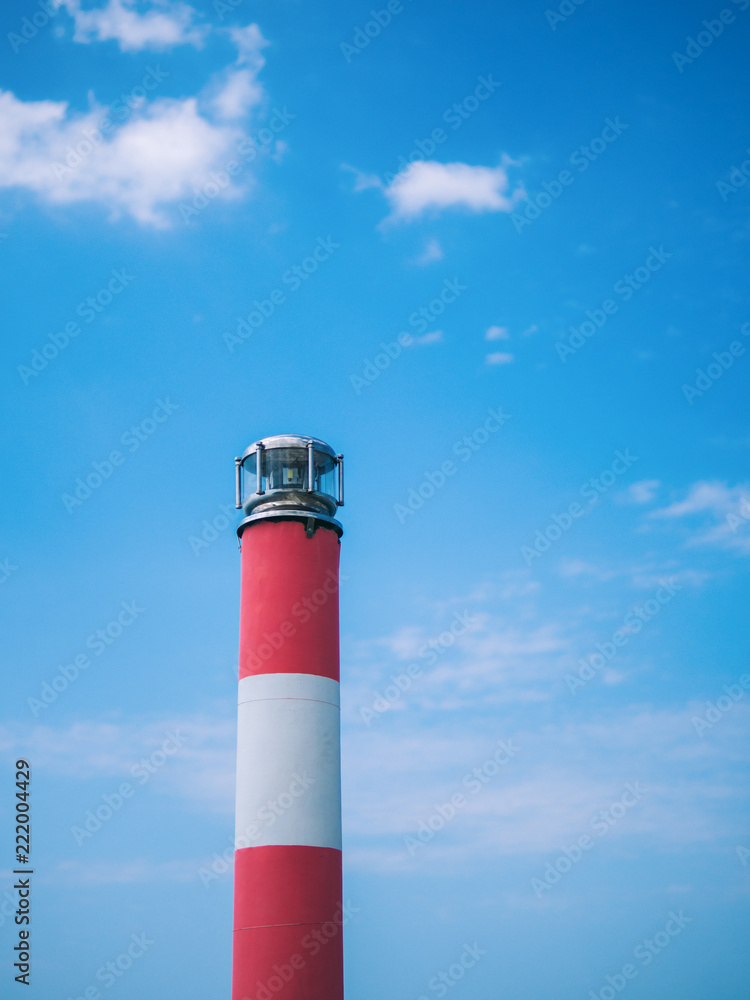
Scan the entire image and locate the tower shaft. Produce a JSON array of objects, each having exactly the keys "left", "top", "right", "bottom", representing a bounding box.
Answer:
[{"left": 232, "top": 515, "right": 344, "bottom": 1000}]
